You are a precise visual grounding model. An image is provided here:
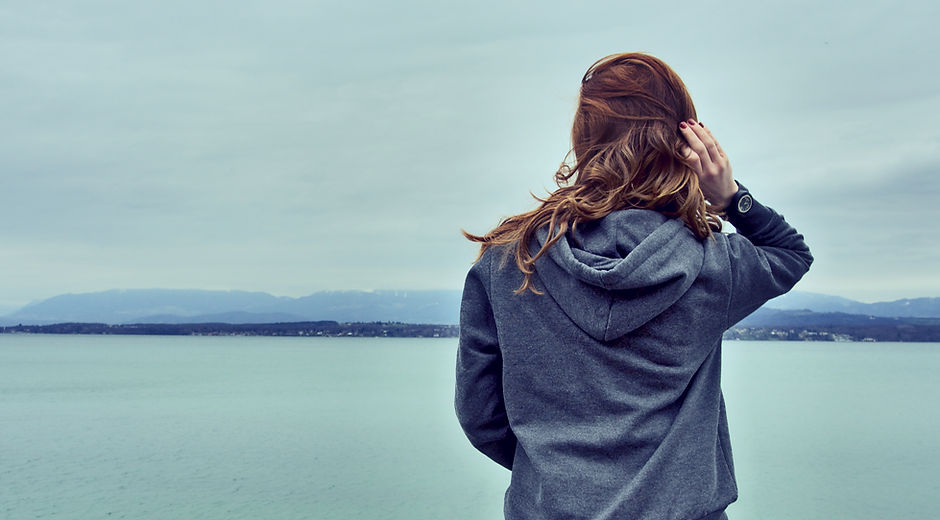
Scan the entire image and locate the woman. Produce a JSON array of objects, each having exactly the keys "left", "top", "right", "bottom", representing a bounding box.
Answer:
[{"left": 455, "top": 53, "right": 813, "bottom": 520}]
